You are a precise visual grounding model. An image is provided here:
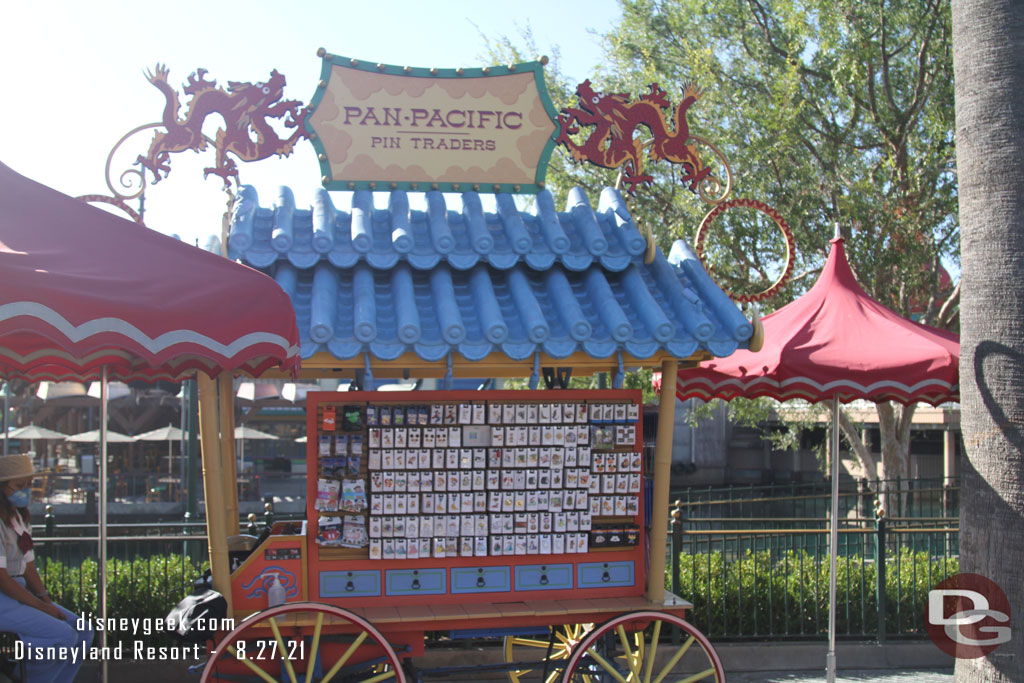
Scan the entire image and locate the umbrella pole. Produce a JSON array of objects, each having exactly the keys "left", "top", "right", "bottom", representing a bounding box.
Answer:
[
  {"left": 99, "top": 367, "right": 109, "bottom": 683},
  {"left": 827, "top": 396, "right": 840, "bottom": 683}
]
